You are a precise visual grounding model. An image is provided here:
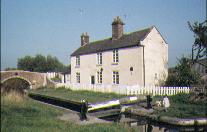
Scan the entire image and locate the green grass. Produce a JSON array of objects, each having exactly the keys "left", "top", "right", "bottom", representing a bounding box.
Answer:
[
  {"left": 1, "top": 92, "right": 135, "bottom": 132},
  {"left": 153, "top": 93, "right": 207, "bottom": 118},
  {"left": 29, "top": 87, "right": 126, "bottom": 103}
]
